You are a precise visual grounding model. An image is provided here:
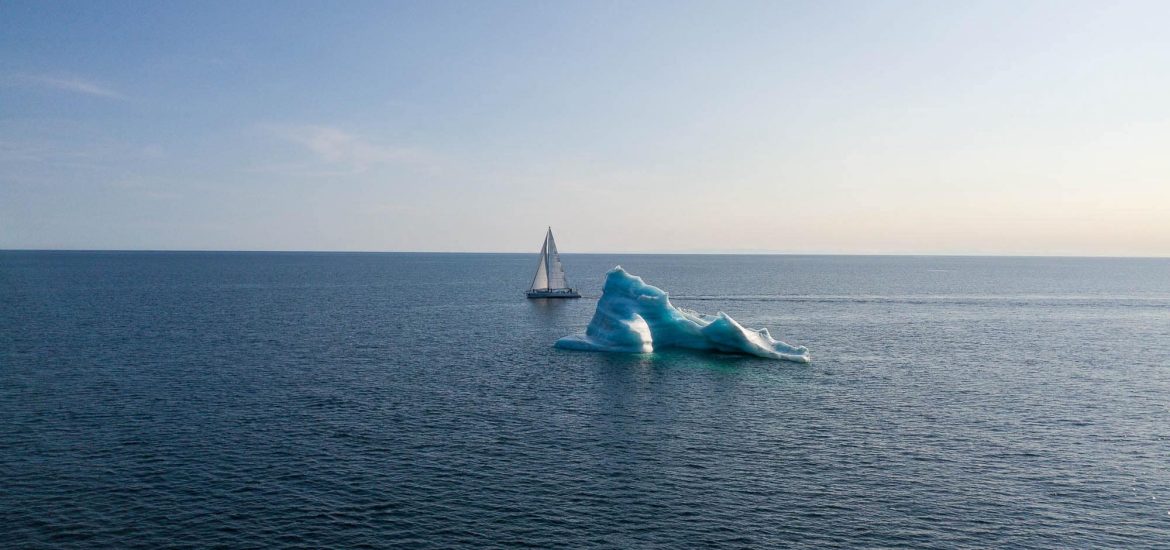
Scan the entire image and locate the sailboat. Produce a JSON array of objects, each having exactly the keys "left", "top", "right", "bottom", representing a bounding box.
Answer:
[{"left": 526, "top": 227, "right": 580, "bottom": 299}]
